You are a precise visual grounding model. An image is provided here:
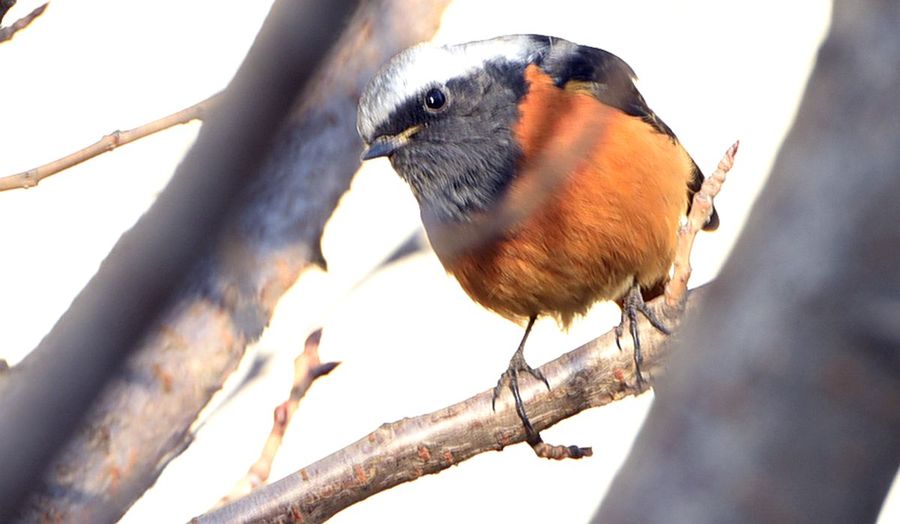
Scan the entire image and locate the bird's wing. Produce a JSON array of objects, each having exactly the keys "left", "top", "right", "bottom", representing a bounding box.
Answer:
[{"left": 535, "top": 37, "right": 719, "bottom": 230}]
